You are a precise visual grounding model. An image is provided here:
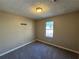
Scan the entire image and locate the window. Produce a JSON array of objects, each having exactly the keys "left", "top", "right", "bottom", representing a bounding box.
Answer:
[{"left": 46, "top": 21, "right": 54, "bottom": 38}]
